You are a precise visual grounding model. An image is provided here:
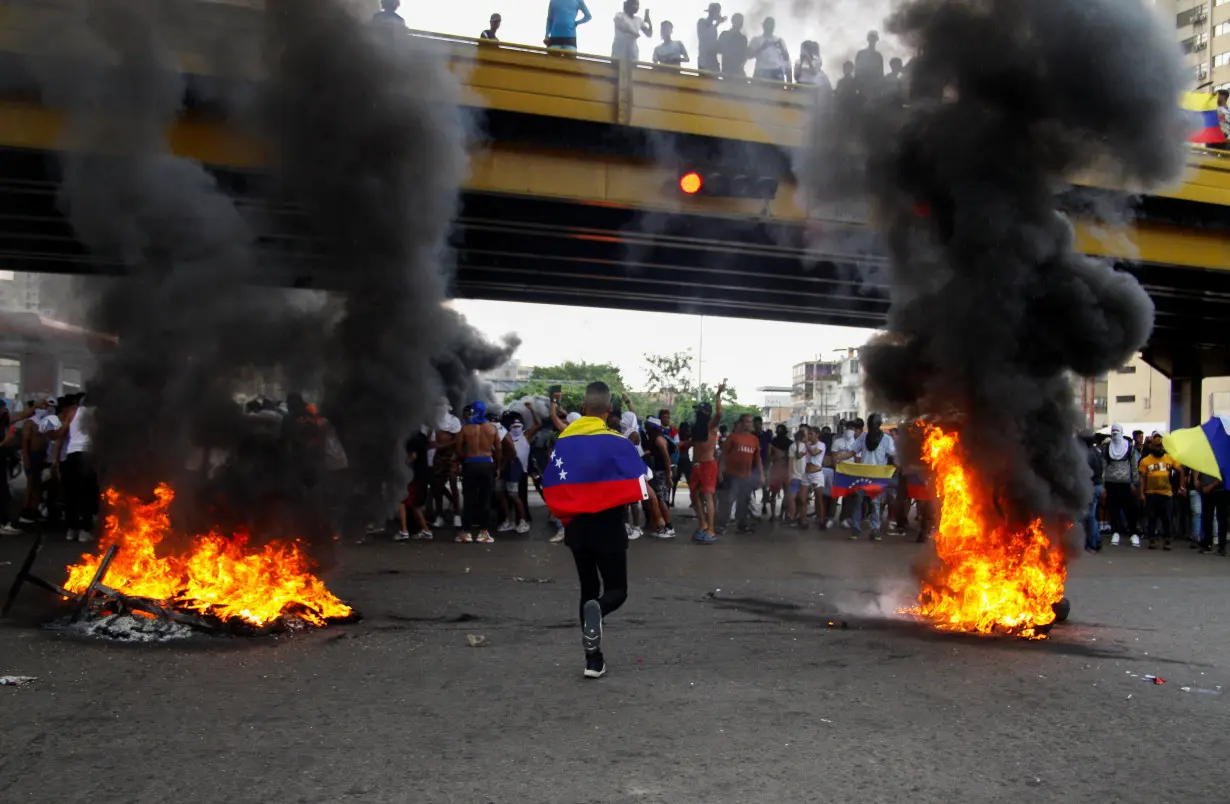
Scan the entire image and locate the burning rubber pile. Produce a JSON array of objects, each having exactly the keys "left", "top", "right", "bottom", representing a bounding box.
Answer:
[
  {"left": 64, "top": 485, "right": 352, "bottom": 631},
  {"left": 804, "top": 0, "right": 1188, "bottom": 637}
]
